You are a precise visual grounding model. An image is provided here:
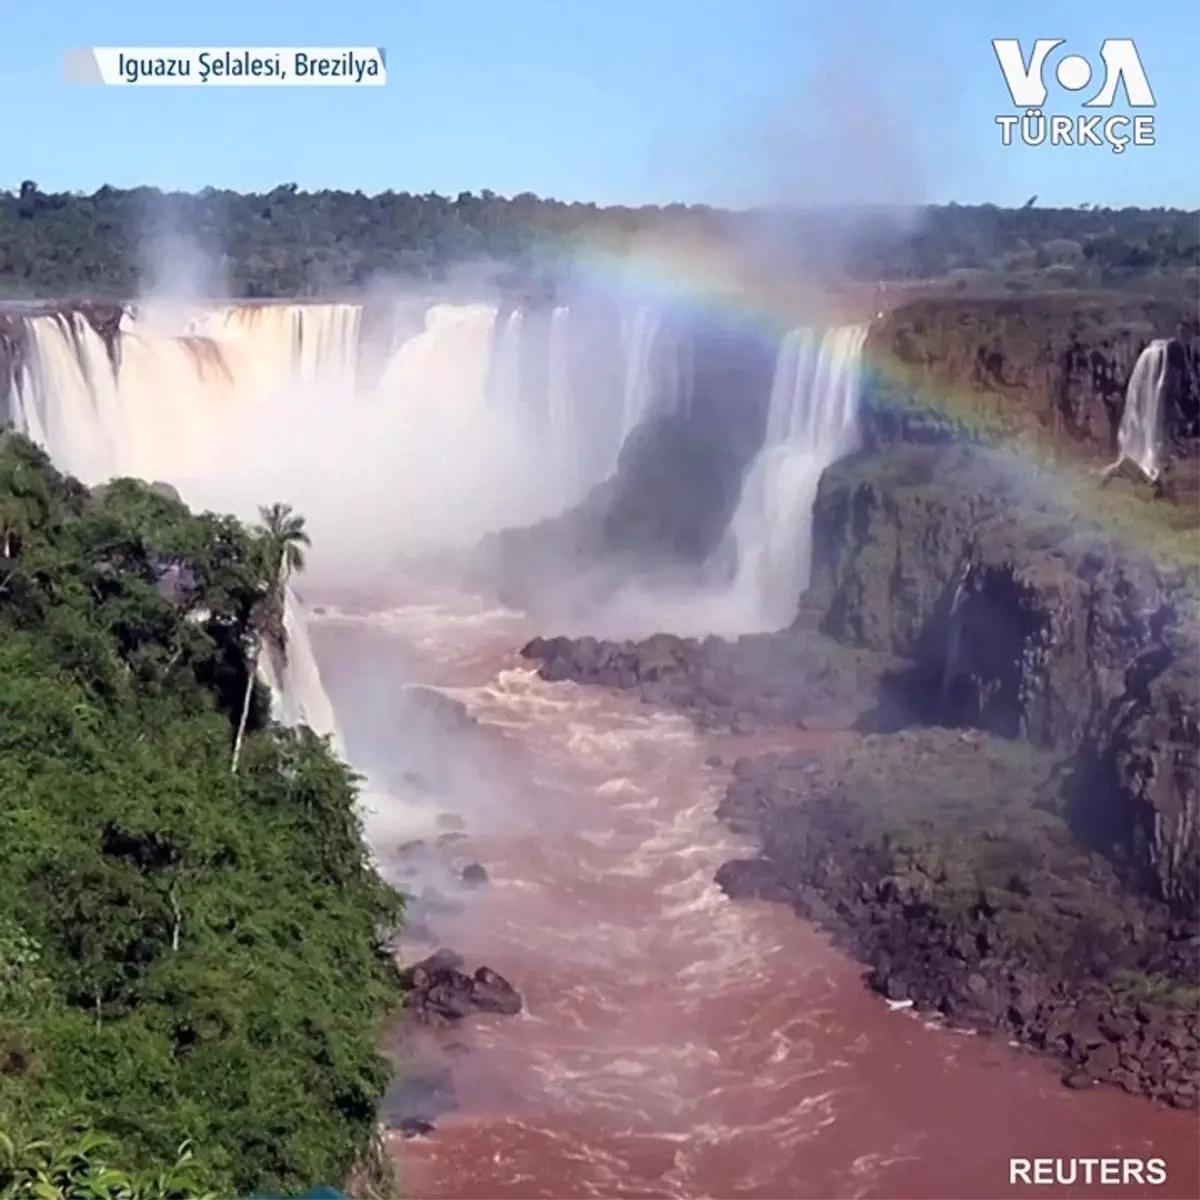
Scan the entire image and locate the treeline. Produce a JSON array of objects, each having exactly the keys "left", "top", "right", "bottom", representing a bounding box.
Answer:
[
  {"left": 0, "top": 181, "right": 1196, "bottom": 299},
  {"left": 0, "top": 432, "right": 400, "bottom": 1197}
]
